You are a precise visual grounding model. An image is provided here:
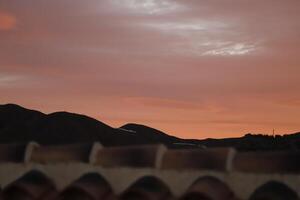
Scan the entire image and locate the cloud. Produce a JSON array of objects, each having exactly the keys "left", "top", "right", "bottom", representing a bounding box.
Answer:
[
  {"left": 0, "top": 73, "right": 26, "bottom": 87},
  {"left": 112, "top": 0, "right": 184, "bottom": 15},
  {"left": 202, "top": 43, "right": 257, "bottom": 56},
  {"left": 0, "top": 74, "right": 21, "bottom": 82}
]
